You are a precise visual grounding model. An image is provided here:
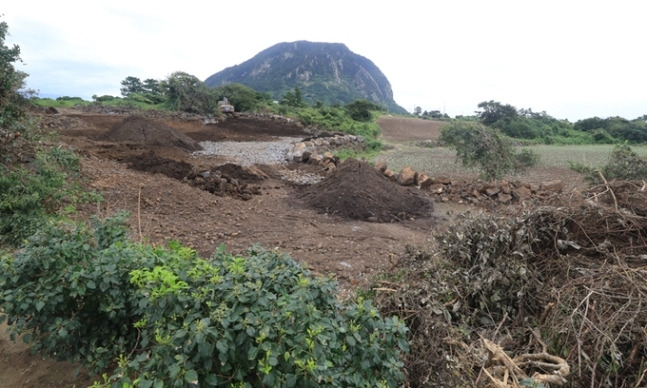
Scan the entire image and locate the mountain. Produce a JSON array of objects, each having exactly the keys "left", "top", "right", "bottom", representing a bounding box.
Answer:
[{"left": 204, "top": 41, "right": 407, "bottom": 114}]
